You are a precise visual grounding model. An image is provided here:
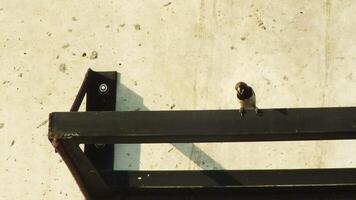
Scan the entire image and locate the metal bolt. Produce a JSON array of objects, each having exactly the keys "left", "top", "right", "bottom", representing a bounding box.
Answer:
[
  {"left": 98, "top": 83, "right": 108, "bottom": 94},
  {"left": 94, "top": 144, "right": 106, "bottom": 149}
]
